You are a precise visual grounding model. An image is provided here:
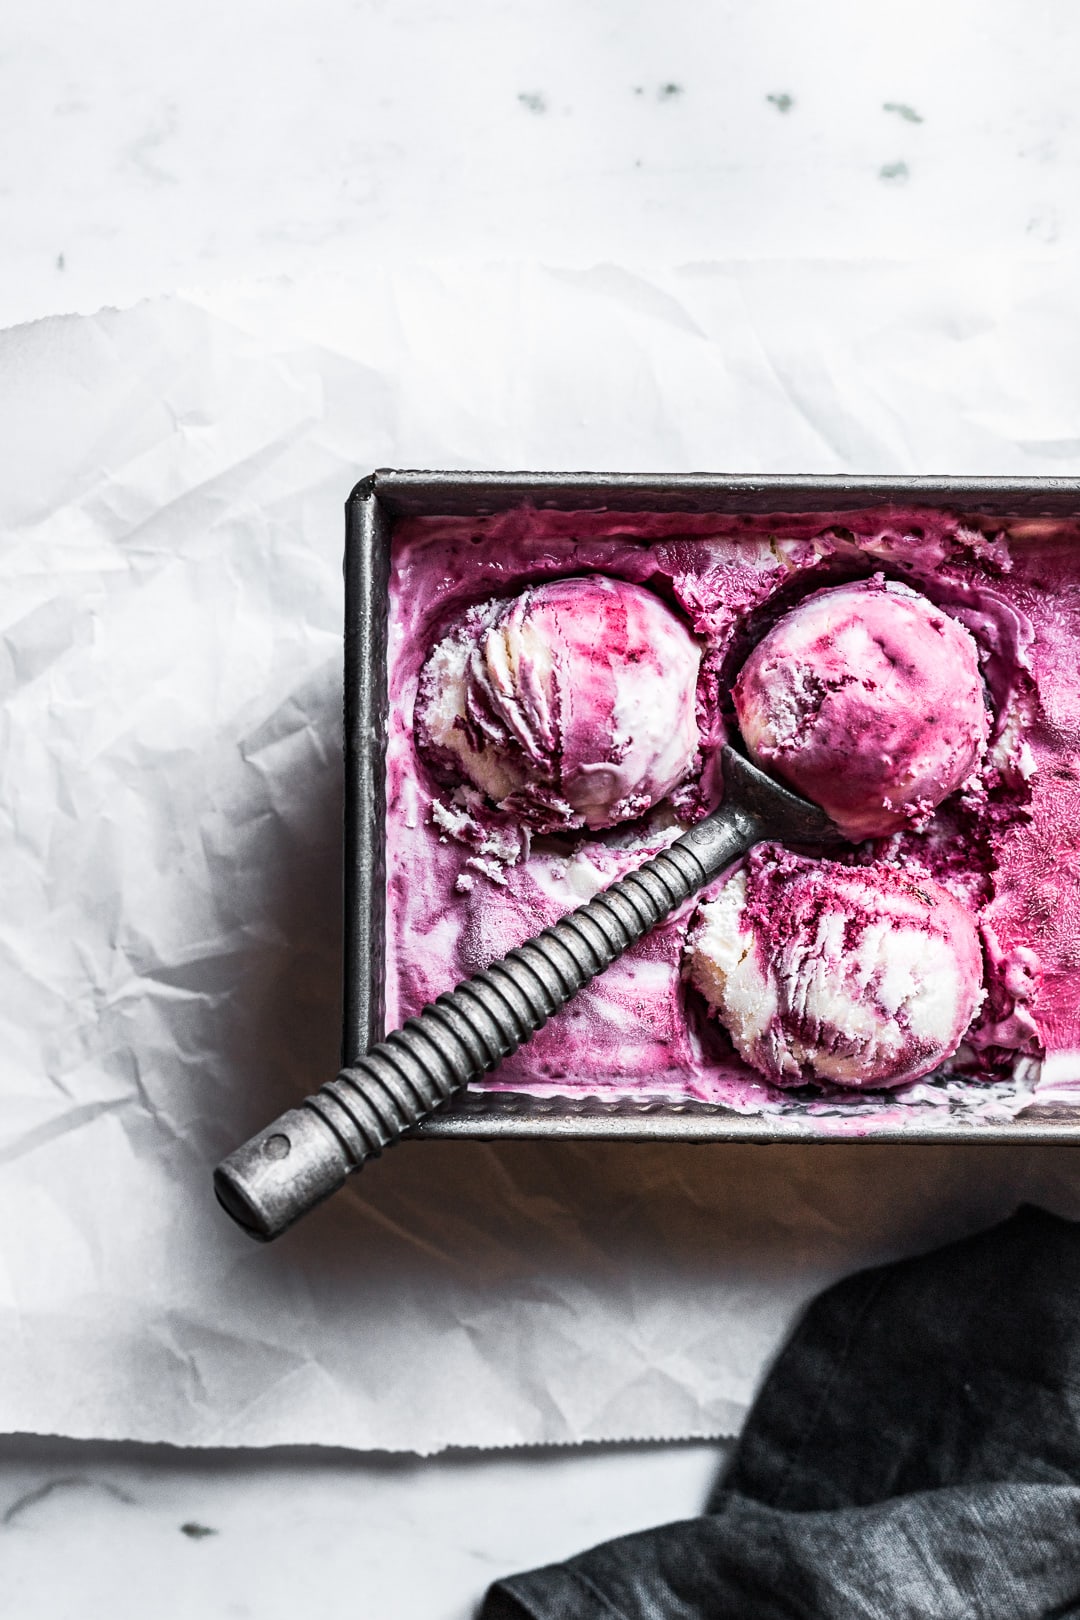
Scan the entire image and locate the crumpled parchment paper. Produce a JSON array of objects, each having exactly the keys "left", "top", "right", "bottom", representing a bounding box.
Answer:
[{"left": 4, "top": 261, "right": 1080, "bottom": 1451}]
